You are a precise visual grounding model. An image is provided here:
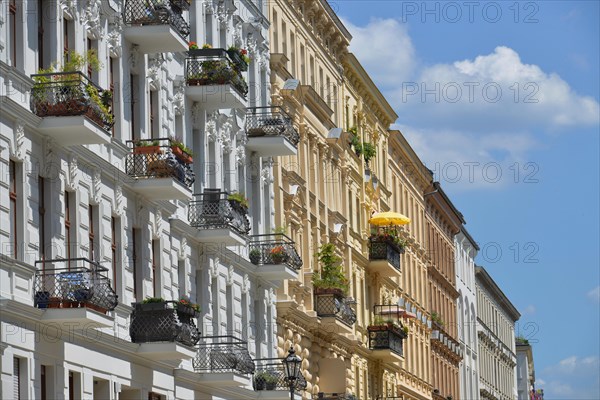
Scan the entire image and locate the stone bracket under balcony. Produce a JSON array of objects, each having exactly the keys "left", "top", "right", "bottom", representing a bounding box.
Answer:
[
  {"left": 122, "top": 0, "right": 190, "bottom": 53},
  {"left": 185, "top": 49, "right": 248, "bottom": 110},
  {"left": 125, "top": 138, "right": 194, "bottom": 201},
  {"left": 245, "top": 107, "right": 300, "bottom": 156}
]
